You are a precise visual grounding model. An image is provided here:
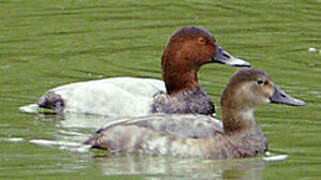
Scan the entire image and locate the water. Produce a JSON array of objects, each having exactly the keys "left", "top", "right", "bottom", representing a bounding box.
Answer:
[{"left": 1, "top": 0, "right": 320, "bottom": 179}]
